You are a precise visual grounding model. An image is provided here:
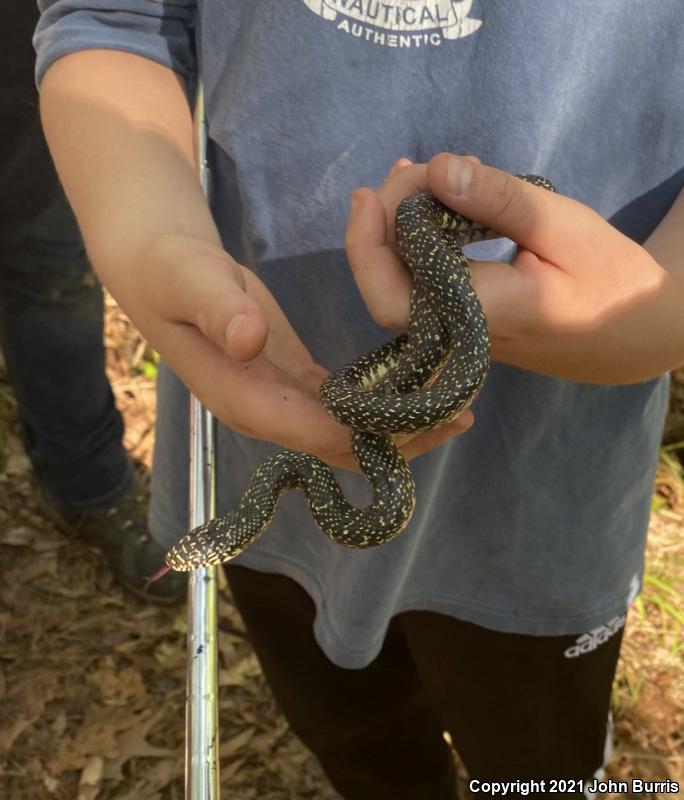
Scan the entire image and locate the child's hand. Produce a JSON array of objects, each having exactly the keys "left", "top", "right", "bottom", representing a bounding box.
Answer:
[
  {"left": 347, "top": 154, "right": 682, "bottom": 384},
  {"left": 124, "top": 232, "right": 472, "bottom": 470}
]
